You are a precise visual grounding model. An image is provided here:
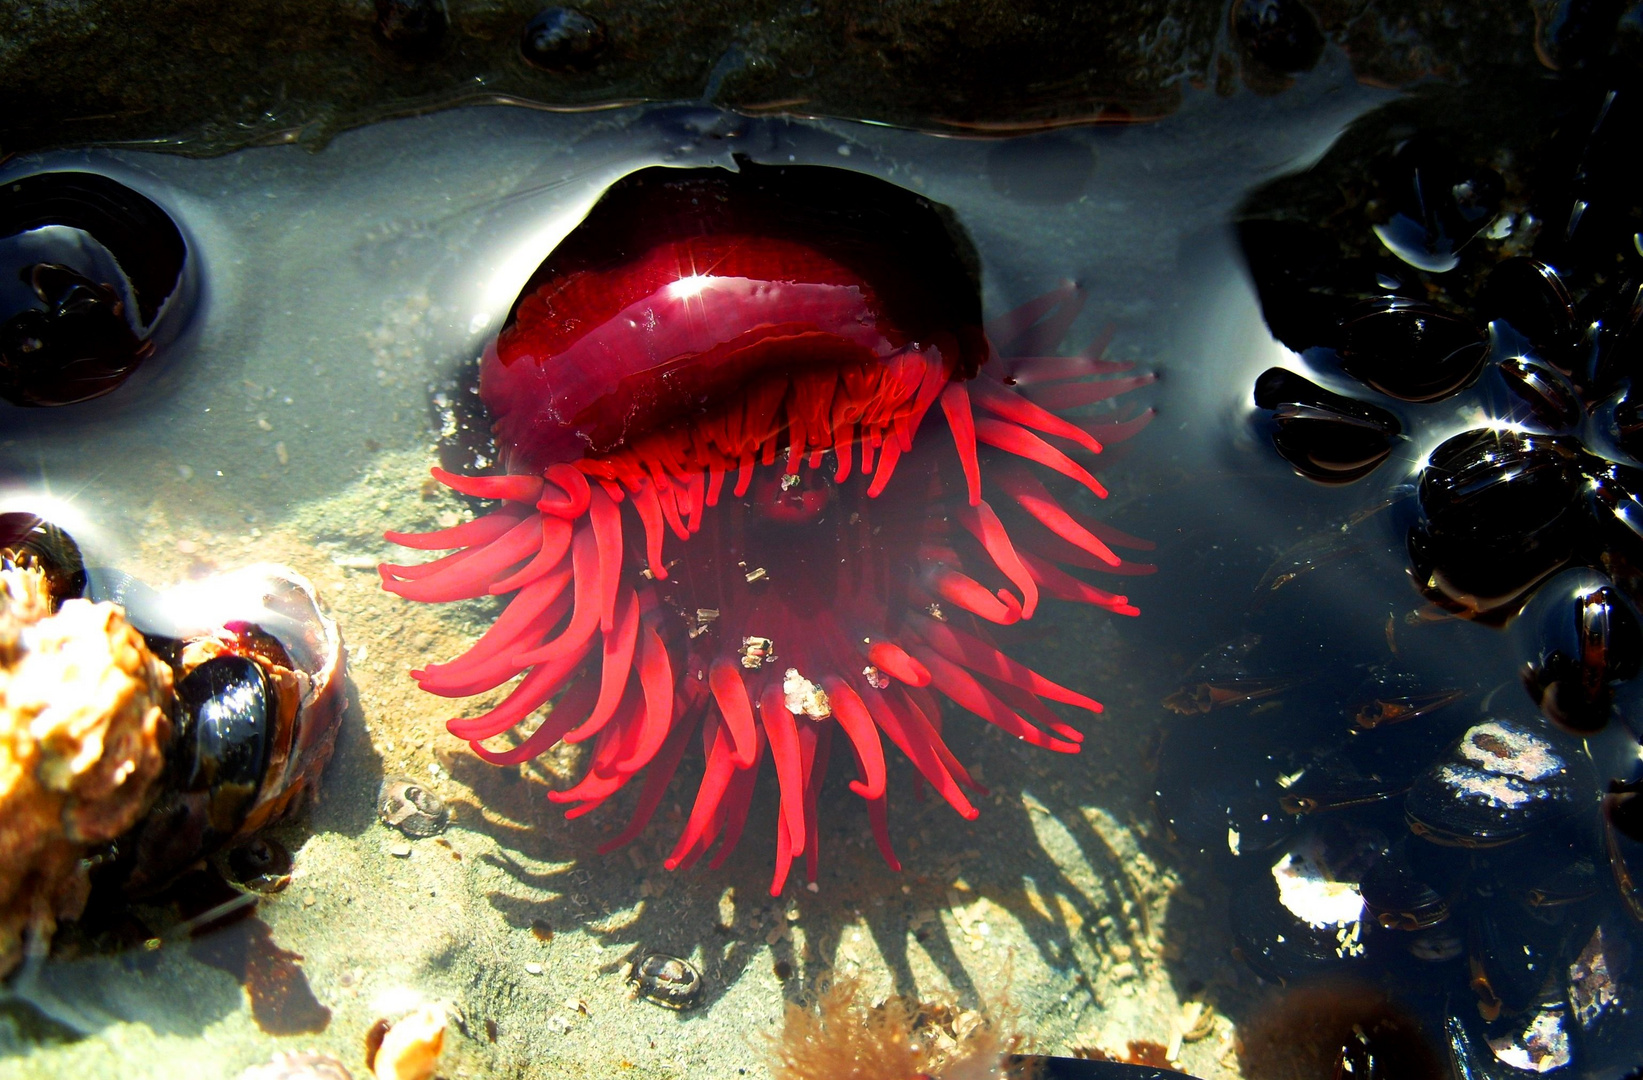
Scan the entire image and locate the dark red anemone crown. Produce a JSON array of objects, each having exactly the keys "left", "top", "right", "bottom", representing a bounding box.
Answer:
[{"left": 382, "top": 163, "right": 1157, "bottom": 894}]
